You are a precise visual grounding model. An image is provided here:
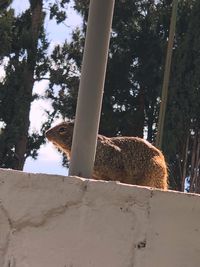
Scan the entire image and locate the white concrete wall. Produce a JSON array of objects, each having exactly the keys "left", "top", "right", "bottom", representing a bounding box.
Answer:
[{"left": 0, "top": 168, "right": 200, "bottom": 267}]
